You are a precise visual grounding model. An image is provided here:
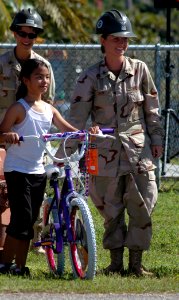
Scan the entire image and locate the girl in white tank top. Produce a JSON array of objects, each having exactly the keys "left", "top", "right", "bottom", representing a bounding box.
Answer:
[{"left": 0, "top": 59, "right": 78, "bottom": 275}]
